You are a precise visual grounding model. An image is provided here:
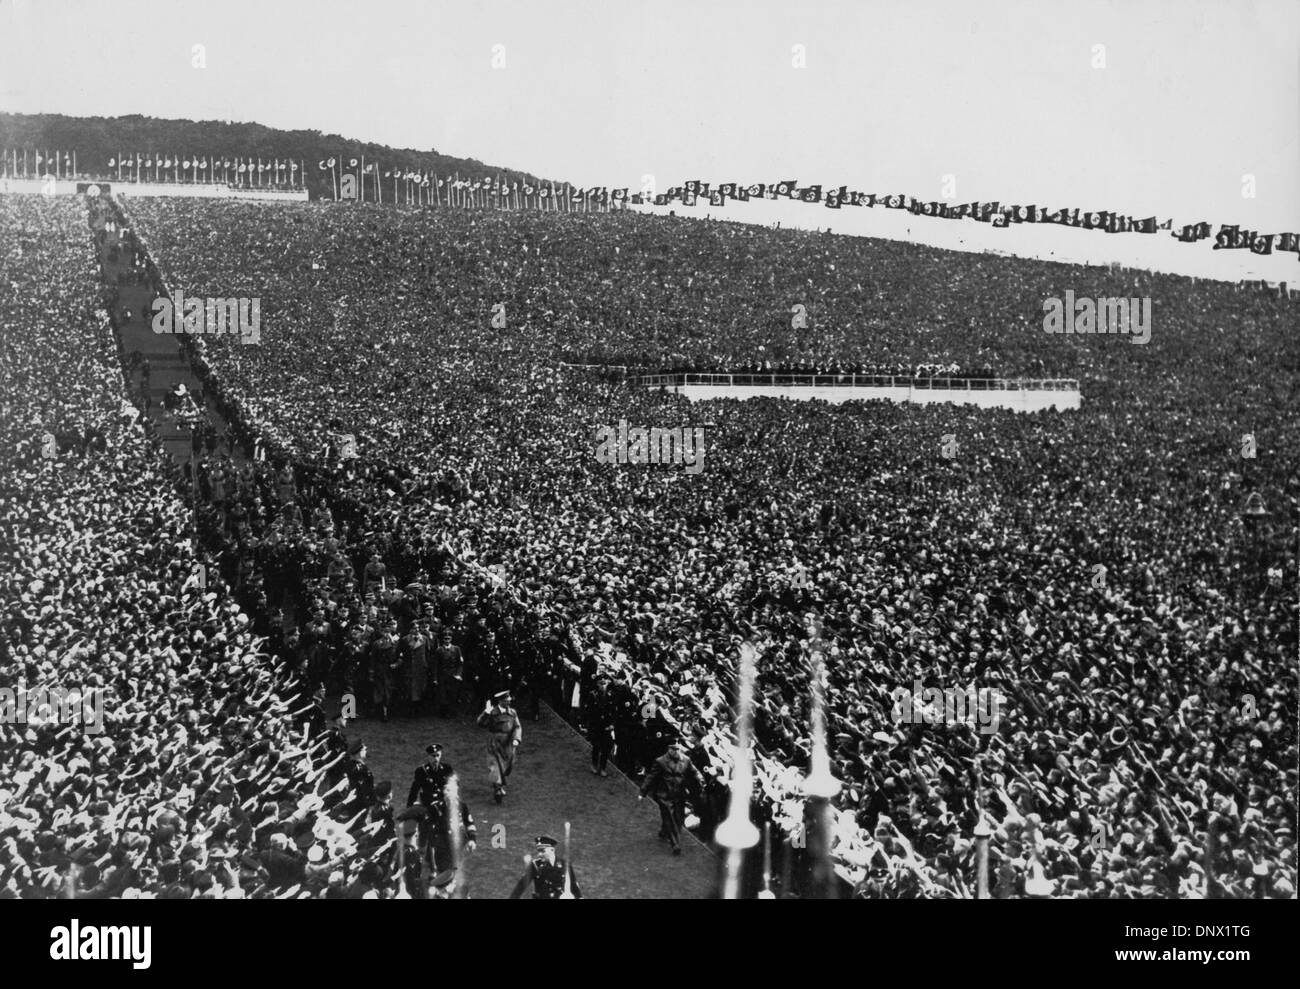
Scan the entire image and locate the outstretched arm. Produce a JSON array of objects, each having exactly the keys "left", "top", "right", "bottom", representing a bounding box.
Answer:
[
  {"left": 639, "top": 761, "right": 662, "bottom": 799},
  {"left": 686, "top": 762, "right": 704, "bottom": 801}
]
